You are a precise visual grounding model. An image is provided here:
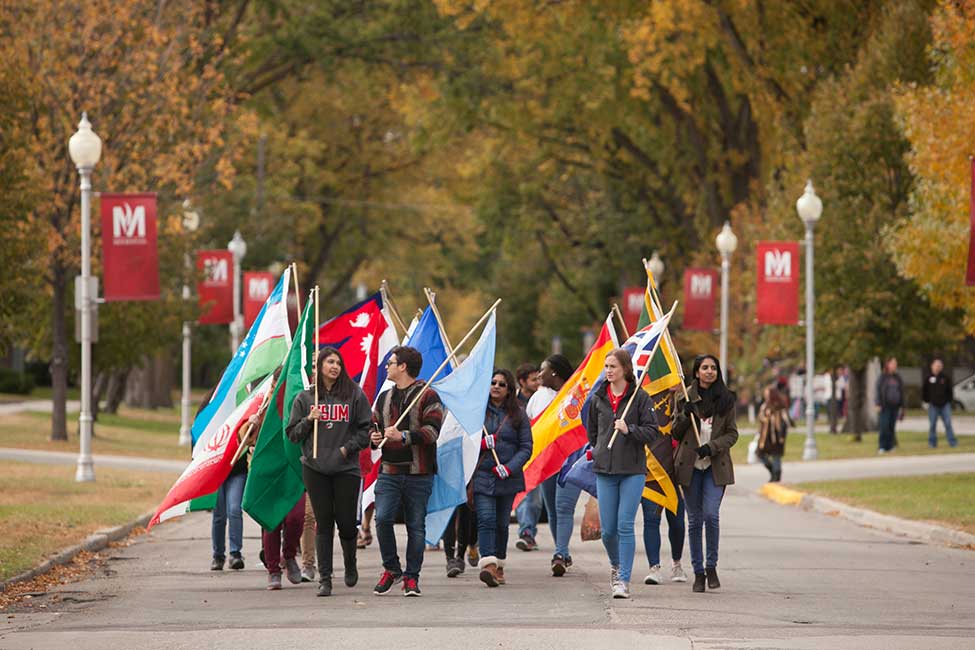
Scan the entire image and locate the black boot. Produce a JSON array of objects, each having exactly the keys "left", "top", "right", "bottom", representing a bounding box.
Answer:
[
  {"left": 316, "top": 531, "right": 333, "bottom": 593},
  {"left": 706, "top": 567, "right": 720, "bottom": 590},
  {"left": 693, "top": 573, "right": 706, "bottom": 593},
  {"left": 340, "top": 536, "right": 358, "bottom": 587}
]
